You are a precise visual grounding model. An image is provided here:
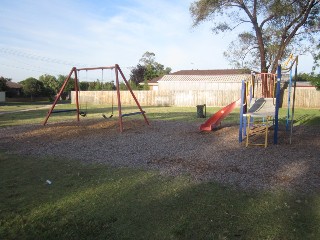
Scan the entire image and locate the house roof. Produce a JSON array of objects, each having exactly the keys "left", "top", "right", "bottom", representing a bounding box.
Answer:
[
  {"left": 295, "top": 81, "right": 313, "bottom": 87},
  {"left": 148, "top": 69, "right": 252, "bottom": 84},
  {"left": 148, "top": 76, "right": 162, "bottom": 84},
  {"left": 159, "top": 74, "right": 251, "bottom": 83},
  {"left": 171, "top": 69, "right": 251, "bottom": 75},
  {"left": 6, "top": 81, "right": 22, "bottom": 89}
]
